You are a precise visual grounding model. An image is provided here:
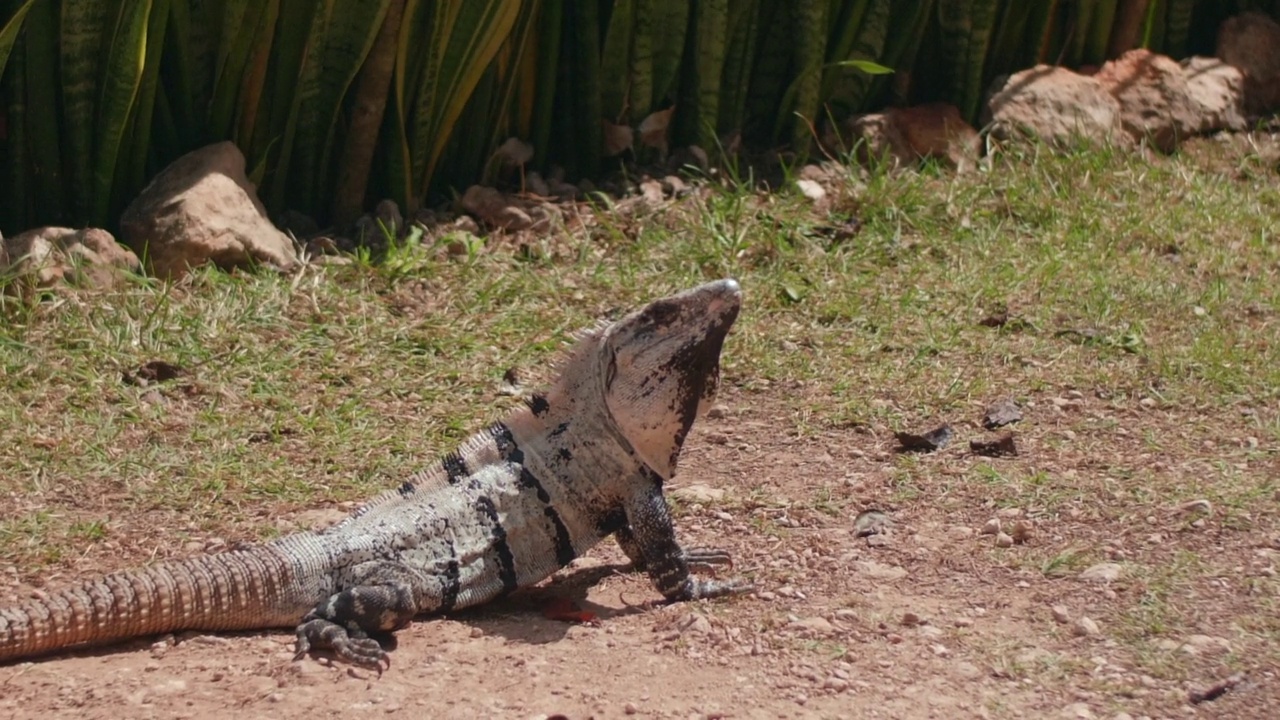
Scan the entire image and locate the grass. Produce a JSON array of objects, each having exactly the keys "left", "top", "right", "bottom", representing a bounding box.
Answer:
[{"left": 1, "top": 134, "right": 1278, "bottom": 704}]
